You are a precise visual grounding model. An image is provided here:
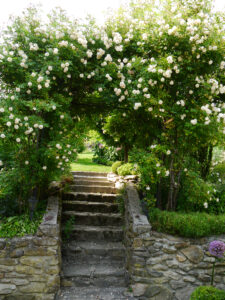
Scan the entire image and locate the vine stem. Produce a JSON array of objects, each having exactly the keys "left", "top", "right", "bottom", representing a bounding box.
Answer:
[{"left": 211, "top": 261, "right": 215, "bottom": 286}]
